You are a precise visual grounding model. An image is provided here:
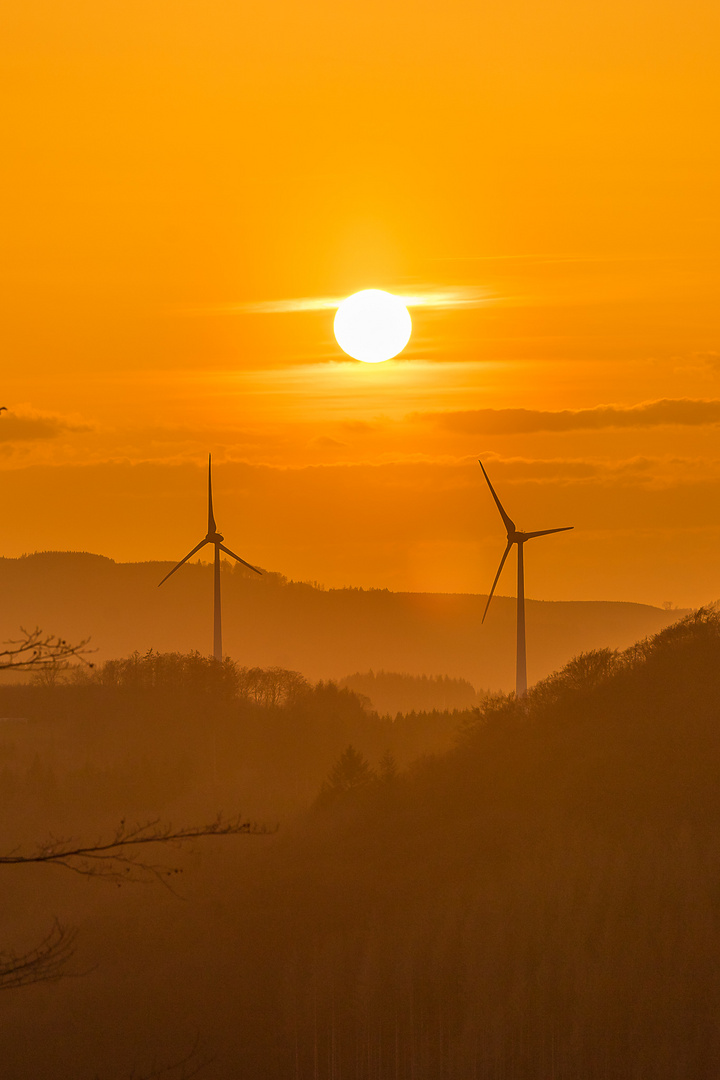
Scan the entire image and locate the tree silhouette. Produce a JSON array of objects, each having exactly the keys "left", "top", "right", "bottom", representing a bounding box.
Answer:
[
  {"left": 378, "top": 749, "right": 399, "bottom": 785},
  {"left": 317, "top": 745, "right": 377, "bottom": 805}
]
